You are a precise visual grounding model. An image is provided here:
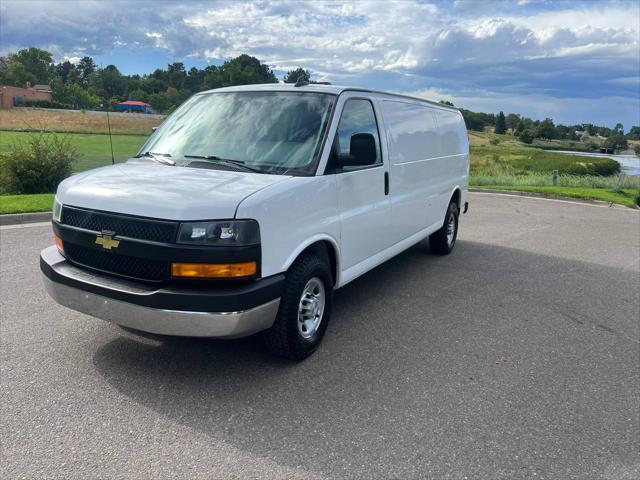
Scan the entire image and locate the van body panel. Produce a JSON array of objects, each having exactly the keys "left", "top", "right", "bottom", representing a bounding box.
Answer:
[
  {"left": 339, "top": 219, "right": 443, "bottom": 287},
  {"left": 235, "top": 175, "right": 341, "bottom": 280},
  {"left": 381, "top": 100, "right": 469, "bottom": 242},
  {"left": 335, "top": 165, "right": 391, "bottom": 270}
]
